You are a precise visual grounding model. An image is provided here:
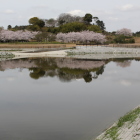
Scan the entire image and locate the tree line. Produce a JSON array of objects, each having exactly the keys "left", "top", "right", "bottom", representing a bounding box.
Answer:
[
  {"left": 8, "top": 13, "right": 105, "bottom": 33},
  {"left": 1, "top": 13, "right": 136, "bottom": 44}
]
